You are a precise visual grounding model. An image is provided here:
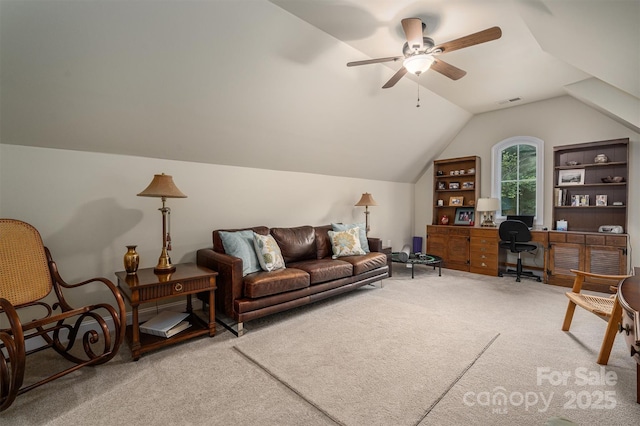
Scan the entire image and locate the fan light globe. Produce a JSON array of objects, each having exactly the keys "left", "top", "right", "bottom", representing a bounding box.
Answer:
[{"left": 403, "top": 54, "right": 434, "bottom": 75}]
